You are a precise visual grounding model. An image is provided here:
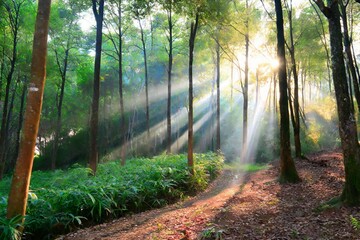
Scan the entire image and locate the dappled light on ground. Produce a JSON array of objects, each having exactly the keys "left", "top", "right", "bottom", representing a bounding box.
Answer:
[{"left": 59, "top": 150, "right": 360, "bottom": 240}]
